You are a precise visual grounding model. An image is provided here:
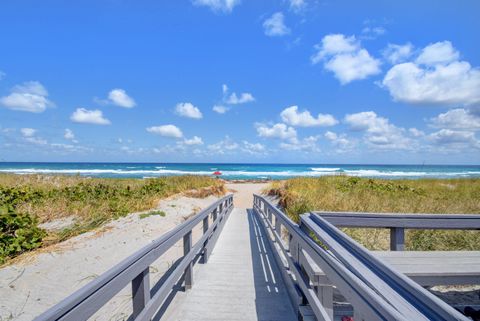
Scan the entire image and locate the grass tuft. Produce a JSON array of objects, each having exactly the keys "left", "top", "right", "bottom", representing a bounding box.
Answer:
[{"left": 139, "top": 210, "right": 166, "bottom": 219}]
